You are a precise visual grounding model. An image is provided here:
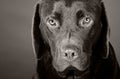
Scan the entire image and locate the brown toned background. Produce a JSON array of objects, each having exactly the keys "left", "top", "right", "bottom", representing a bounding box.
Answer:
[{"left": 0, "top": 0, "right": 120, "bottom": 79}]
